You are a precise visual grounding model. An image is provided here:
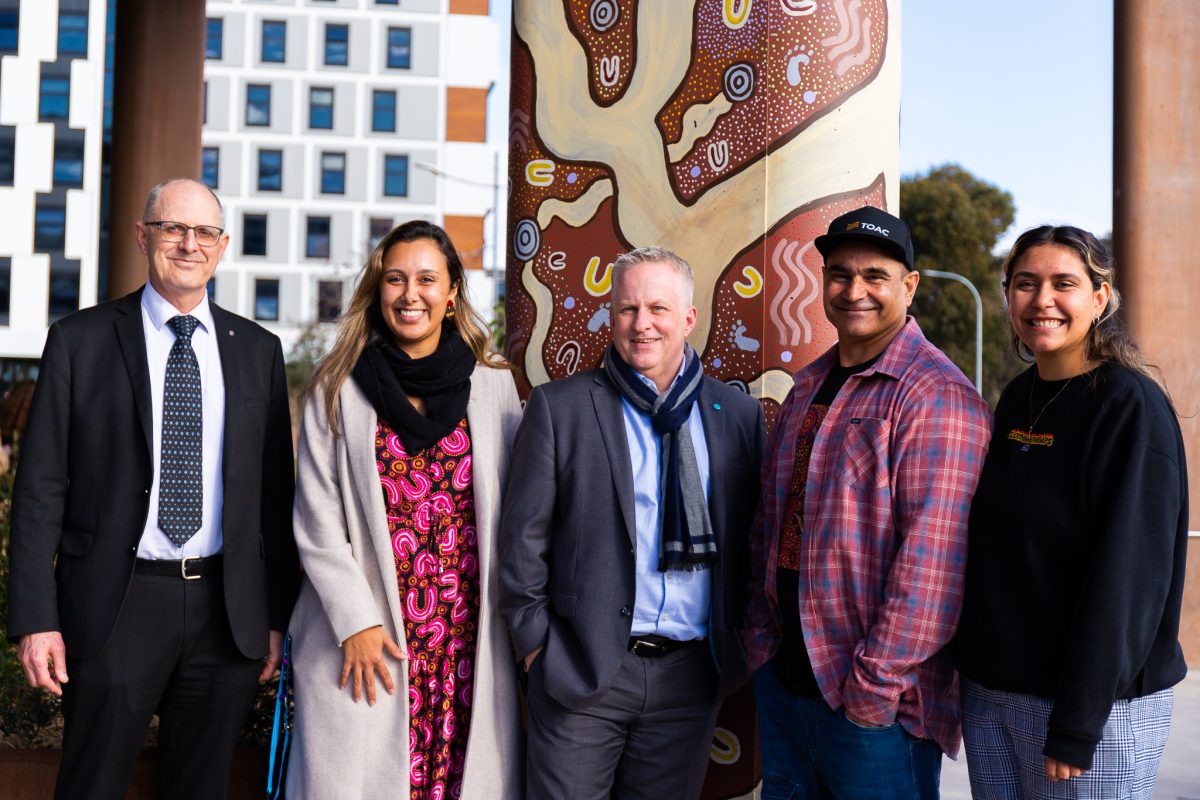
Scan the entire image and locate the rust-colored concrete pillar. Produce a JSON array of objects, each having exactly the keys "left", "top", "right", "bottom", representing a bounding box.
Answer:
[
  {"left": 1114, "top": 0, "right": 1200, "bottom": 662},
  {"left": 106, "top": 0, "right": 207, "bottom": 299}
]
